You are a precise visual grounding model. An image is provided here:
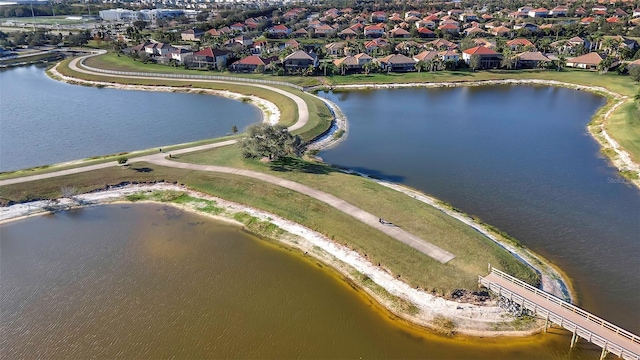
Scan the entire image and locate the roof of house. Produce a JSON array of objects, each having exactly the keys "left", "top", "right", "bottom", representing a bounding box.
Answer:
[
  {"left": 463, "top": 46, "right": 500, "bottom": 55},
  {"left": 507, "top": 38, "right": 535, "bottom": 47},
  {"left": 284, "top": 50, "right": 316, "bottom": 61},
  {"left": 492, "top": 25, "right": 511, "bottom": 34},
  {"left": 567, "top": 52, "right": 605, "bottom": 65},
  {"left": 232, "top": 55, "right": 272, "bottom": 66},
  {"left": 418, "top": 27, "right": 434, "bottom": 34},
  {"left": 272, "top": 24, "right": 289, "bottom": 31},
  {"left": 389, "top": 27, "right": 410, "bottom": 36},
  {"left": 428, "top": 38, "right": 457, "bottom": 49},
  {"left": 379, "top": 53, "right": 416, "bottom": 64},
  {"left": 516, "top": 51, "right": 550, "bottom": 61},
  {"left": 414, "top": 50, "right": 438, "bottom": 61},
  {"left": 194, "top": 48, "right": 230, "bottom": 58},
  {"left": 340, "top": 28, "right": 357, "bottom": 35}
]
